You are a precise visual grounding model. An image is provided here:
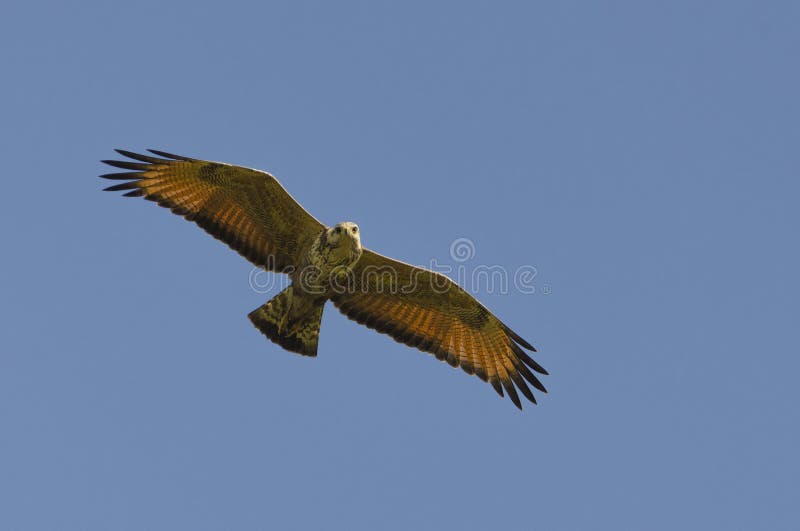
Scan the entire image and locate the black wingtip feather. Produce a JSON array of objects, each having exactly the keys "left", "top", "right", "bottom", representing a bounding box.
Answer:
[
  {"left": 102, "top": 159, "right": 149, "bottom": 171},
  {"left": 100, "top": 172, "right": 141, "bottom": 180},
  {"left": 147, "top": 149, "right": 191, "bottom": 161},
  {"left": 520, "top": 351, "right": 548, "bottom": 375},
  {"left": 114, "top": 149, "right": 163, "bottom": 163},
  {"left": 508, "top": 341, "right": 547, "bottom": 375},
  {"left": 501, "top": 378, "right": 522, "bottom": 409},
  {"left": 103, "top": 181, "right": 140, "bottom": 192},
  {"left": 489, "top": 377, "right": 504, "bottom": 397},
  {"left": 509, "top": 371, "right": 537, "bottom": 404},
  {"left": 503, "top": 325, "right": 536, "bottom": 351},
  {"left": 518, "top": 363, "right": 548, "bottom": 394}
]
